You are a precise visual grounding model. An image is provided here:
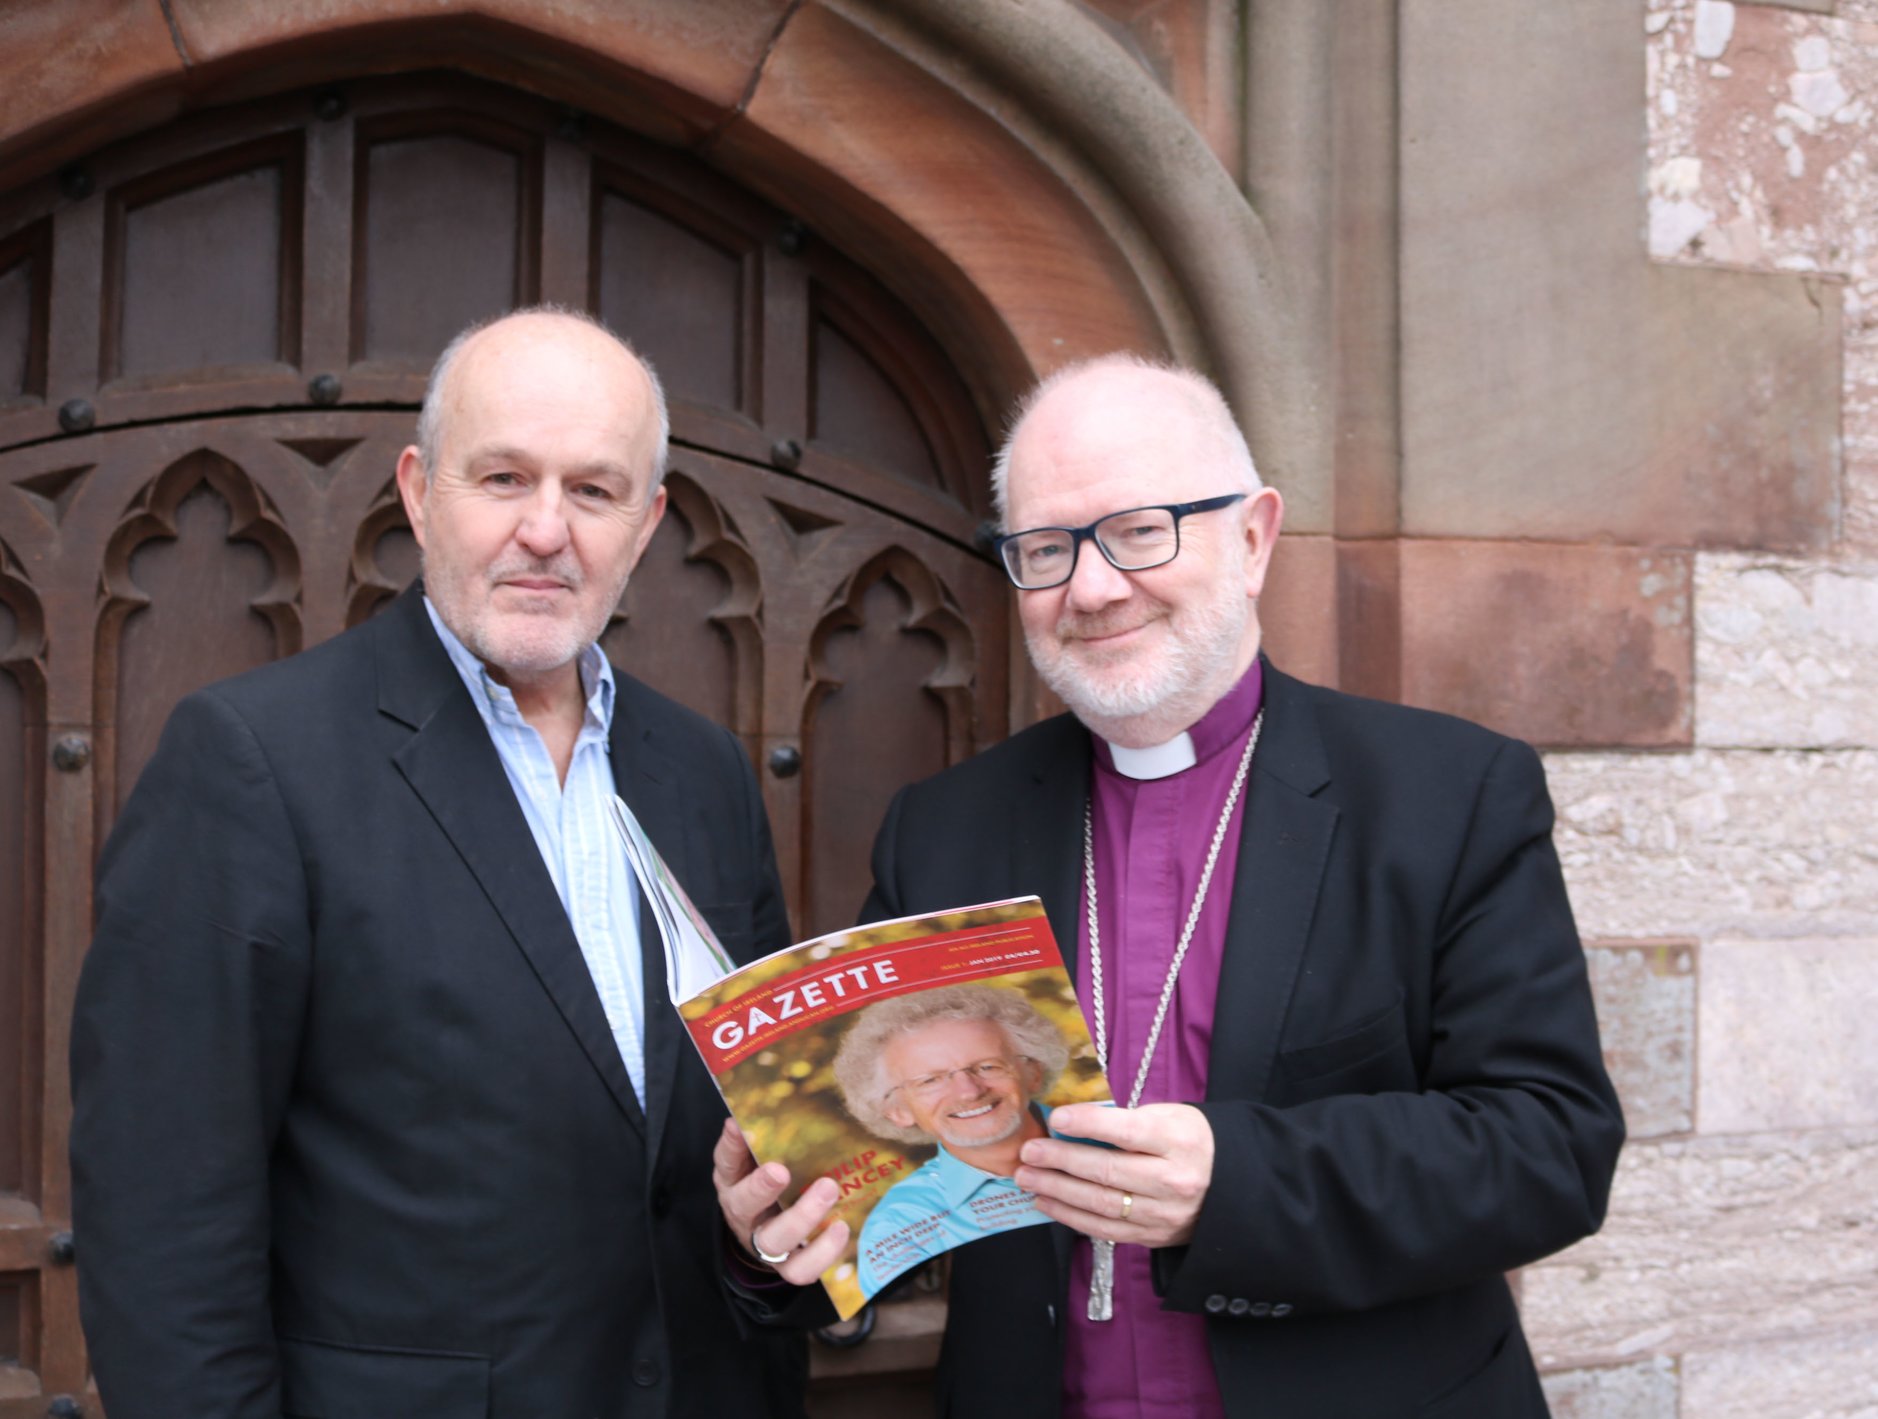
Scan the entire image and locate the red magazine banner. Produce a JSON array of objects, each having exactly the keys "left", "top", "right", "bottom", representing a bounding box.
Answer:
[{"left": 686, "top": 913, "right": 1059, "bottom": 1073}]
